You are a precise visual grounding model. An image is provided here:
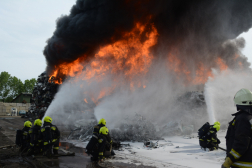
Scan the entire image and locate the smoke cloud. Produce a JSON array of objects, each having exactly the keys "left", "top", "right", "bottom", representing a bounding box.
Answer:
[
  {"left": 44, "top": 0, "right": 252, "bottom": 131},
  {"left": 44, "top": 0, "right": 252, "bottom": 78}
]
